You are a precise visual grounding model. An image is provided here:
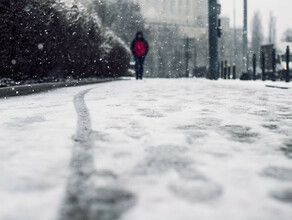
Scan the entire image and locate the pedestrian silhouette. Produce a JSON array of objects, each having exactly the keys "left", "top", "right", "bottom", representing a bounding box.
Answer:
[{"left": 131, "top": 32, "right": 149, "bottom": 80}]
